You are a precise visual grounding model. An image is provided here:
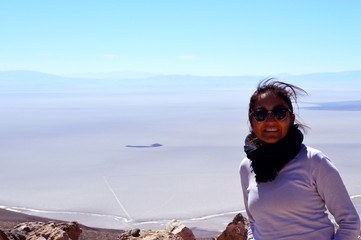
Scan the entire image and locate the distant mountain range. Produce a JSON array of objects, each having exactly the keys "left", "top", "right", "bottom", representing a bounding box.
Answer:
[
  {"left": 63, "top": 71, "right": 160, "bottom": 79},
  {"left": 0, "top": 70, "right": 360, "bottom": 91},
  {"left": 303, "top": 100, "right": 361, "bottom": 111}
]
